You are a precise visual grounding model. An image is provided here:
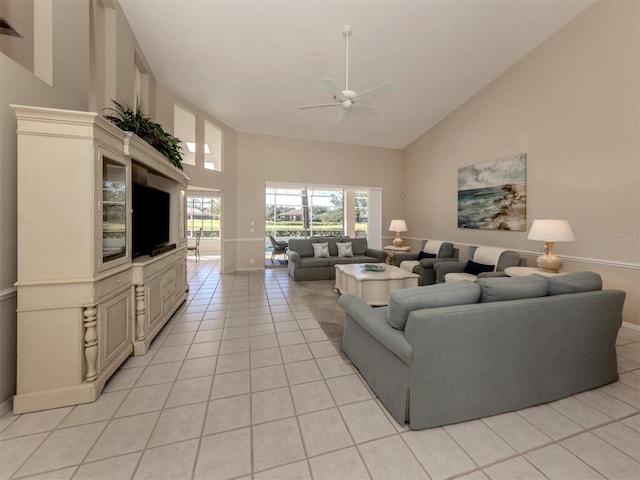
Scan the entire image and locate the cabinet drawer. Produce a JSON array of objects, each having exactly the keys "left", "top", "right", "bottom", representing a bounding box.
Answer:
[{"left": 96, "top": 270, "right": 131, "bottom": 299}]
